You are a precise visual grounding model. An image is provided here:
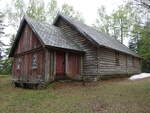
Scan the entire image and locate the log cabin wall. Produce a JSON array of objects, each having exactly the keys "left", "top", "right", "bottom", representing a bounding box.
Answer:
[
  {"left": 12, "top": 23, "right": 45, "bottom": 83},
  {"left": 55, "top": 19, "right": 99, "bottom": 76},
  {"left": 11, "top": 16, "right": 141, "bottom": 84},
  {"left": 98, "top": 47, "right": 141, "bottom": 76}
]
